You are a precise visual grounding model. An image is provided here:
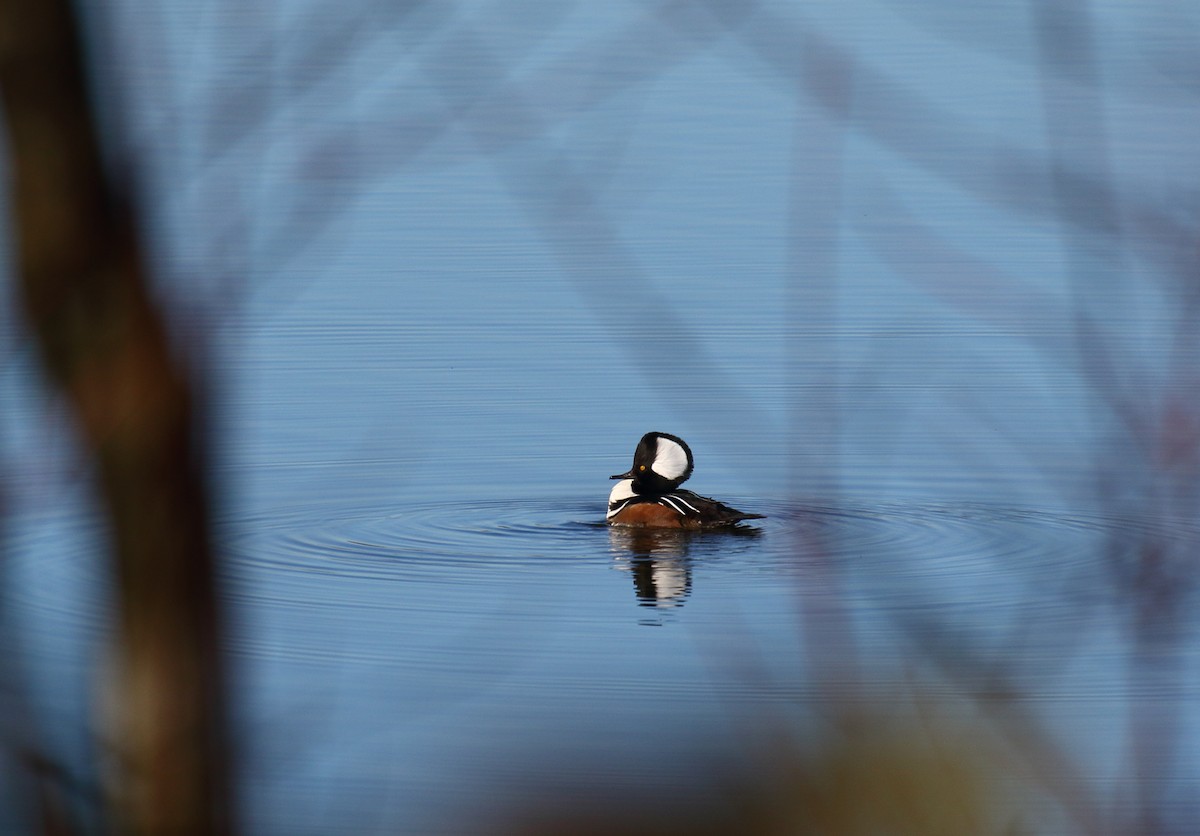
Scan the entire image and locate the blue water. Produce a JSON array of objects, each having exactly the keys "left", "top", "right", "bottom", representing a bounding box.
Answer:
[{"left": 4, "top": 1, "right": 1200, "bottom": 833}]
